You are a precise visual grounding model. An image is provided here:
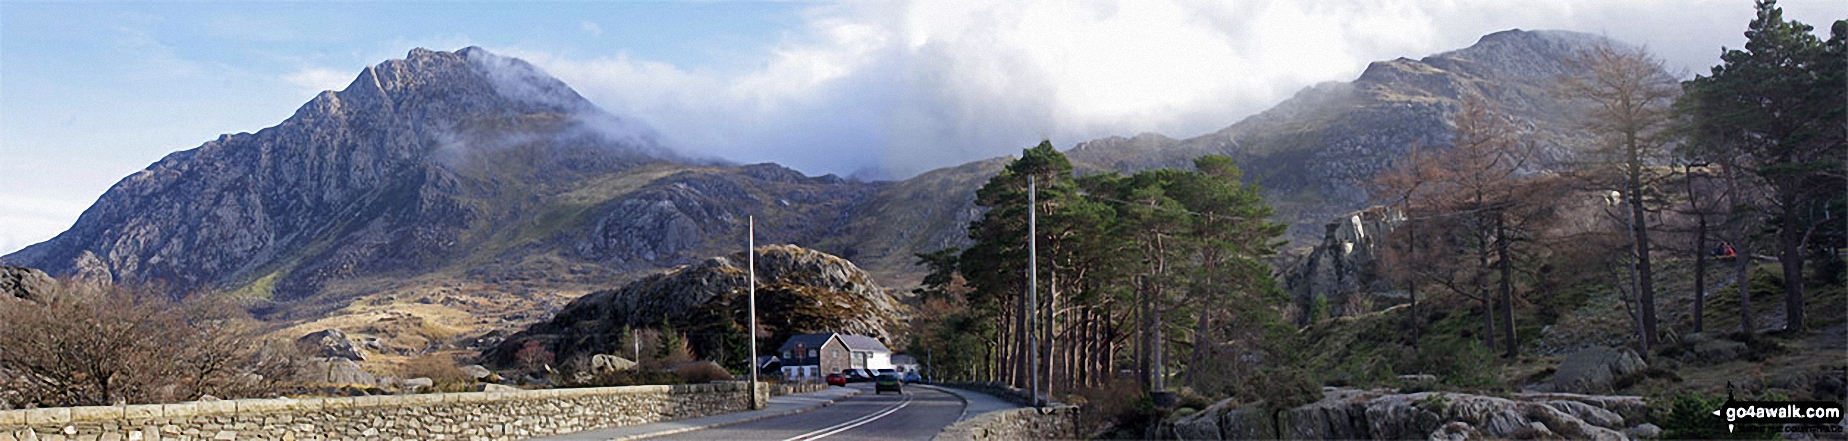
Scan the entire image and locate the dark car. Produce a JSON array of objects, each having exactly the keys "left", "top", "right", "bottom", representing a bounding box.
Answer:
[
  {"left": 845, "top": 369, "right": 873, "bottom": 383},
  {"left": 875, "top": 368, "right": 898, "bottom": 379},
  {"left": 825, "top": 373, "right": 847, "bottom": 387},
  {"left": 874, "top": 373, "right": 903, "bottom": 394}
]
